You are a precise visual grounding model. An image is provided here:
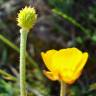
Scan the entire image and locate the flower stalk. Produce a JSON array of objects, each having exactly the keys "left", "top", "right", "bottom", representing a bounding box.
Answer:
[
  {"left": 17, "top": 6, "right": 37, "bottom": 96},
  {"left": 20, "top": 28, "right": 28, "bottom": 96},
  {"left": 60, "top": 81, "right": 67, "bottom": 96}
]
